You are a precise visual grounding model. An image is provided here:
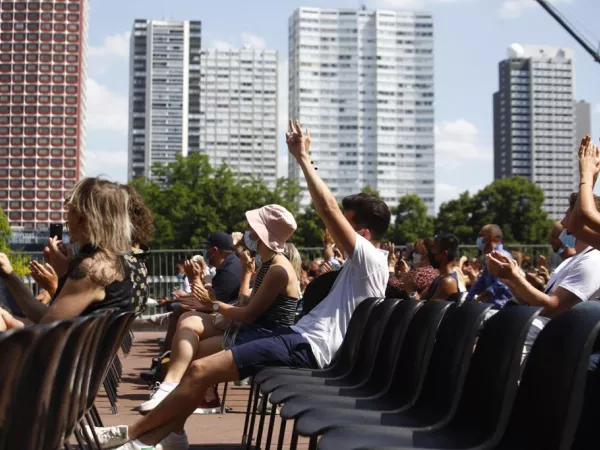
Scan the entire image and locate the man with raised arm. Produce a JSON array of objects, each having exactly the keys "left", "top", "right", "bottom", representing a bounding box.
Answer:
[{"left": 93, "top": 120, "right": 392, "bottom": 450}]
